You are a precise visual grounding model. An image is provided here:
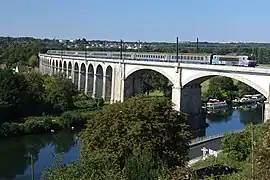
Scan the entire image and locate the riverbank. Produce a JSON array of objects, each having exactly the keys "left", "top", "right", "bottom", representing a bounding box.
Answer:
[
  {"left": 0, "top": 106, "right": 102, "bottom": 138},
  {"left": 190, "top": 122, "right": 270, "bottom": 179}
]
